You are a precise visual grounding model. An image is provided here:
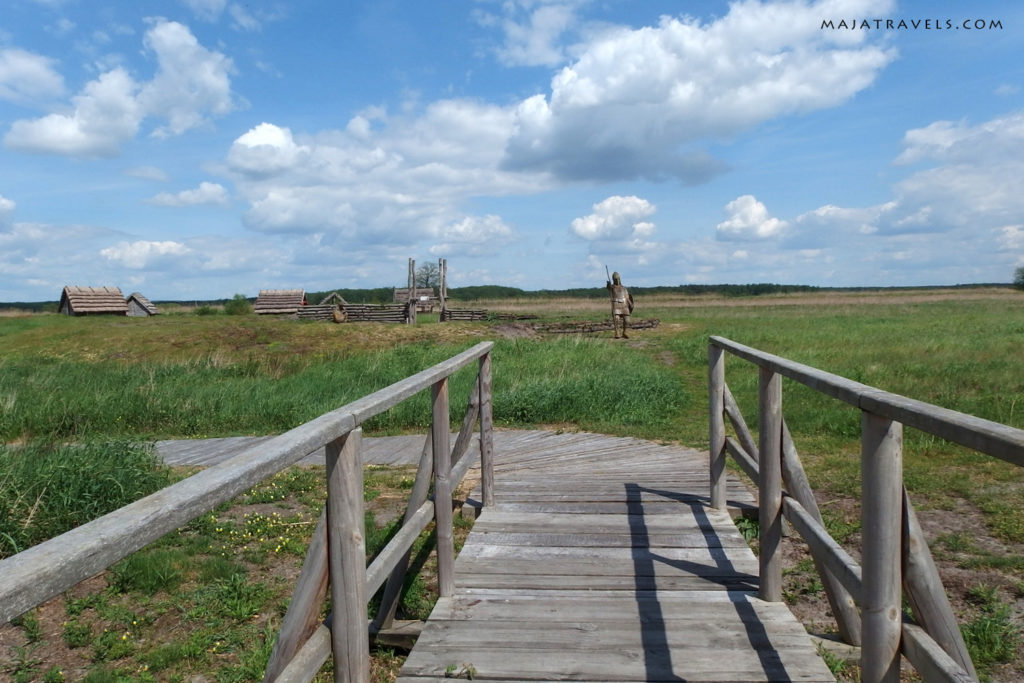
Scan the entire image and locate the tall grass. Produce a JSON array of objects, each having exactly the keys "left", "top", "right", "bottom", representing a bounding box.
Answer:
[
  {"left": 0, "top": 335, "right": 684, "bottom": 441},
  {"left": 0, "top": 440, "right": 173, "bottom": 558}
]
